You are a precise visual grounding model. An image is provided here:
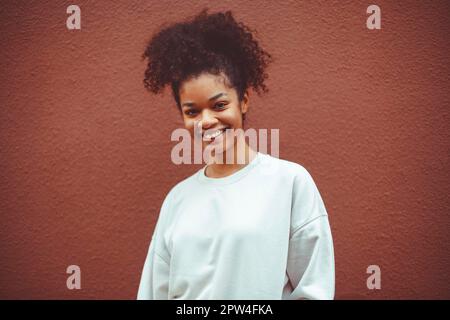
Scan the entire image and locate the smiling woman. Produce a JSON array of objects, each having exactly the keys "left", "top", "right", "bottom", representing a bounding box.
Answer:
[
  {"left": 137, "top": 8, "right": 335, "bottom": 300},
  {"left": 179, "top": 72, "right": 246, "bottom": 166}
]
